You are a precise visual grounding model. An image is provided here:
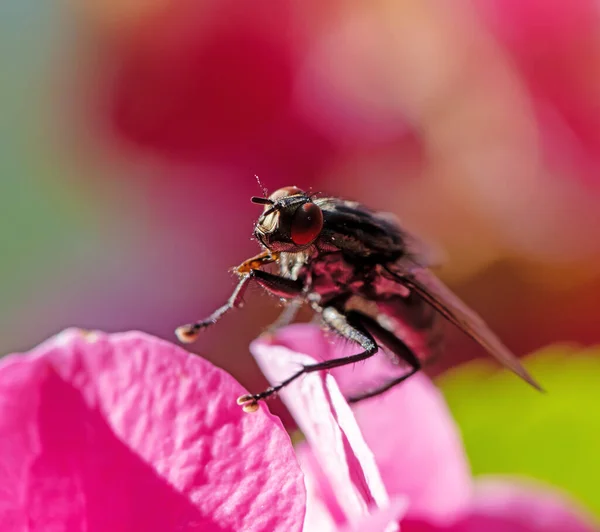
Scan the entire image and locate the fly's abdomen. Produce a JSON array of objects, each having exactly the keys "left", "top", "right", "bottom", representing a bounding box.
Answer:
[{"left": 375, "top": 294, "right": 443, "bottom": 366}]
